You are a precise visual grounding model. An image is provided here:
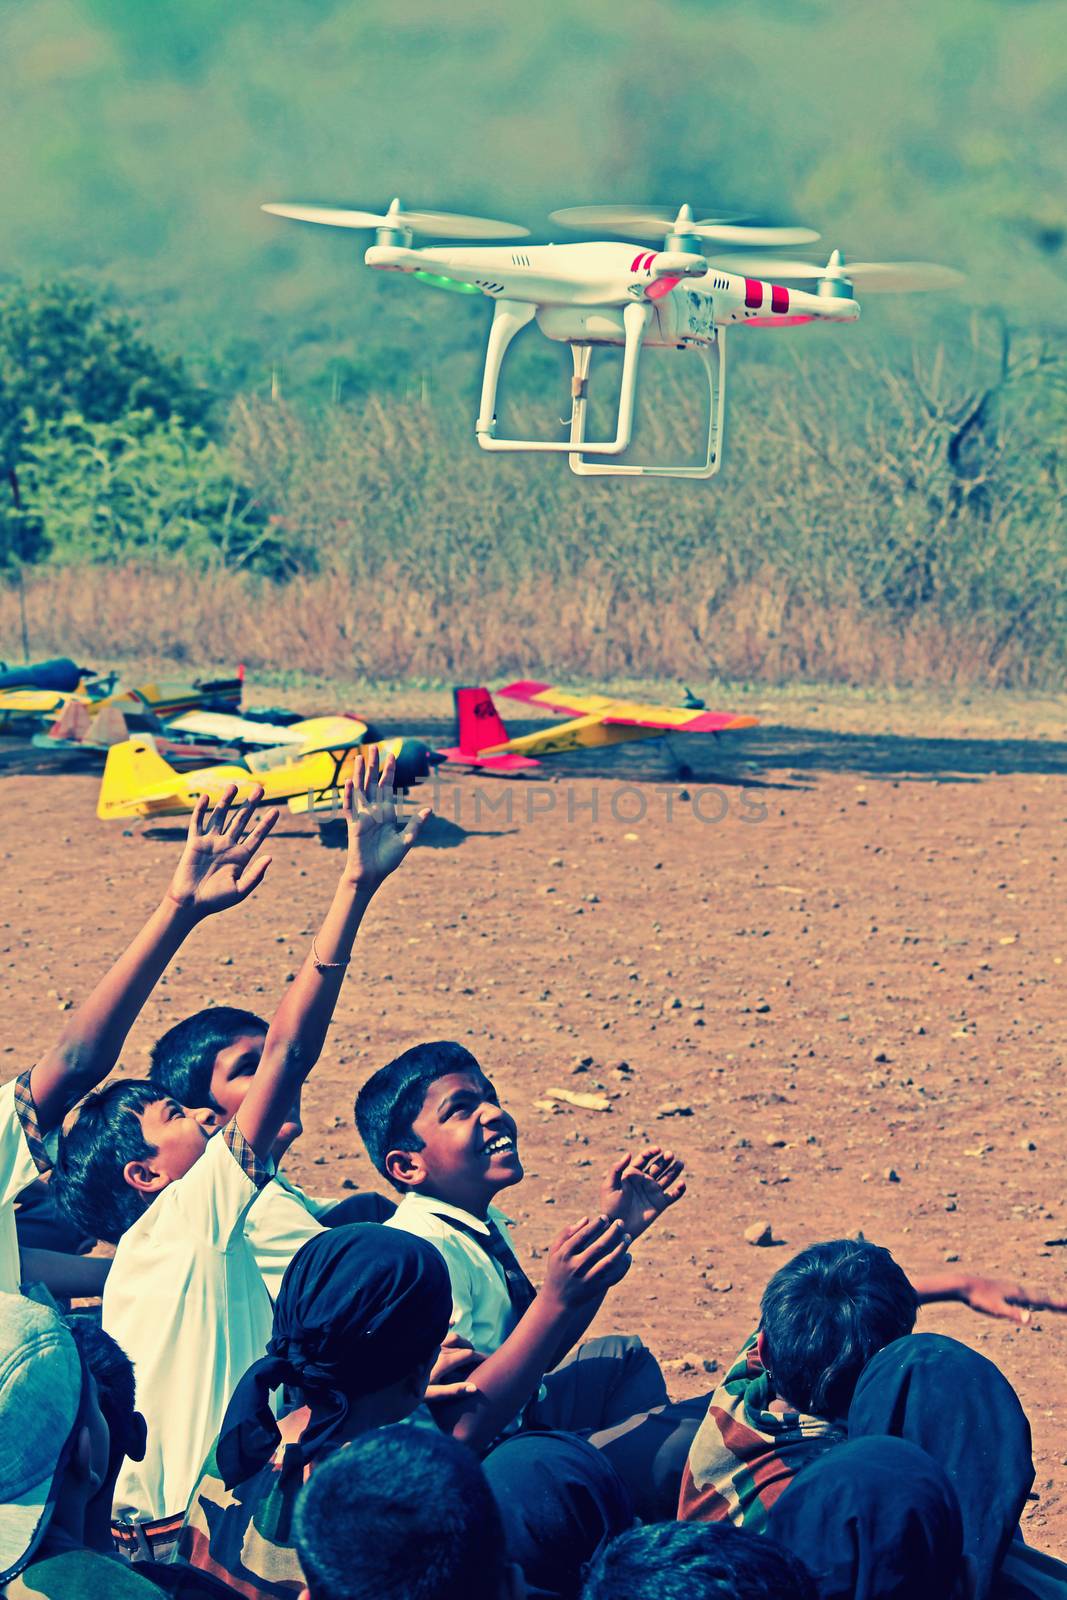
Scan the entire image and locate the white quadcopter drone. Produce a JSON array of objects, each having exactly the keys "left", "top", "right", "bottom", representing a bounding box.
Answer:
[{"left": 262, "top": 198, "right": 962, "bottom": 481}]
